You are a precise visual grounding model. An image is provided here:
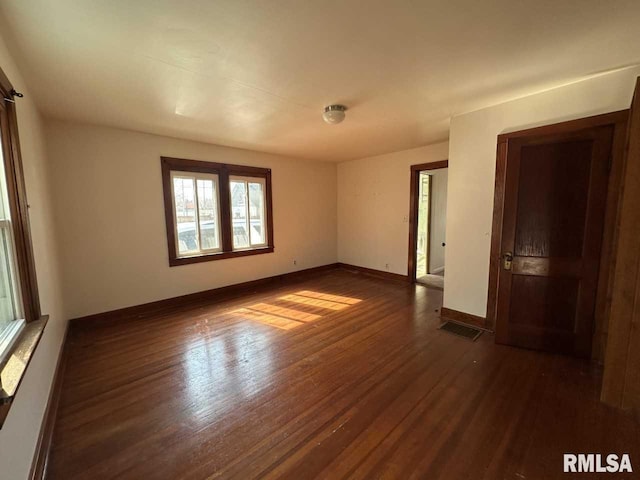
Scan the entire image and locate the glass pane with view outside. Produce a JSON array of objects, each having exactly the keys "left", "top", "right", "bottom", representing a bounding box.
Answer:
[
  {"left": 197, "top": 179, "right": 219, "bottom": 250},
  {"left": 416, "top": 172, "right": 430, "bottom": 278},
  {"left": 231, "top": 180, "right": 250, "bottom": 249},
  {"left": 248, "top": 182, "right": 265, "bottom": 245},
  {"left": 0, "top": 128, "right": 18, "bottom": 334},
  {"left": 173, "top": 176, "right": 199, "bottom": 255}
]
